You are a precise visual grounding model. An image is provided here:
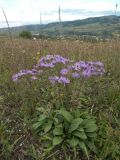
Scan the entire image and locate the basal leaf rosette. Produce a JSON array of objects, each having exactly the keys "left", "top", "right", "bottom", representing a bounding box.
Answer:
[{"left": 33, "top": 108, "right": 98, "bottom": 158}]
